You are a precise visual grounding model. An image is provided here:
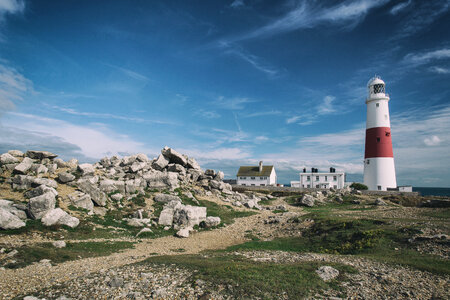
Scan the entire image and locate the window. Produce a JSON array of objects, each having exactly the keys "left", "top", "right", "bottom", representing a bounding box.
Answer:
[
  {"left": 377, "top": 185, "right": 382, "bottom": 191},
  {"left": 385, "top": 131, "right": 390, "bottom": 137},
  {"left": 366, "top": 159, "right": 370, "bottom": 165},
  {"left": 333, "top": 185, "right": 337, "bottom": 189},
  {"left": 242, "top": 183, "right": 246, "bottom": 186},
  {"left": 307, "top": 176, "right": 310, "bottom": 181},
  {"left": 325, "top": 176, "right": 328, "bottom": 181},
  {"left": 376, "top": 137, "right": 380, "bottom": 143},
  {"left": 307, "top": 184, "right": 310, "bottom": 188},
  {"left": 251, "top": 177, "right": 255, "bottom": 180},
  {"left": 373, "top": 84, "right": 385, "bottom": 94},
  {"left": 316, "top": 185, "right": 320, "bottom": 188},
  {"left": 260, "top": 184, "right": 265, "bottom": 186},
  {"left": 251, "top": 184, "right": 255, "bottom": 186},
  {"left": 376, "top": 103, "right": 379, "bottom": 107},
  {"left": 240, "top": 177, "right": 246, "bottom": 179},
  {"left": 316, "top": 176, "right": 319, "bottom": 181},
  {"left": 333, "top": 176, "right": 337, "bottom": 181}
]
